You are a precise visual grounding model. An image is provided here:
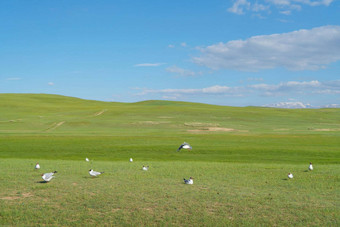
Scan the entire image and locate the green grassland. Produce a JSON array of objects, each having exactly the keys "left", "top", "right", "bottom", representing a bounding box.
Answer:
[{"left": 0, "top": 94, "right": 339, "bottom": 226}]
